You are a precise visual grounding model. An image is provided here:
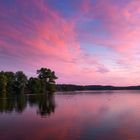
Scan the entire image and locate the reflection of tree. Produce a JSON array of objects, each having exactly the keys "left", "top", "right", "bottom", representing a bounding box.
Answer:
[
  {"left": 37, "top": 94, "right": 55, "bottom": 117},
  {"left": 15, "top": 94, "right": 27, "bottom": 112},
  {"left": 0, "top": 93, "right": 56, "bottom": 117},
  {"left": 0, "top": 98, "right": 15, "bottom": 113},
  {"left": 0, "top": 94, "right": 27, "bottom": 113},
  {"left": 28, "top": 95, "right": 37, "bottom": 107}
]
